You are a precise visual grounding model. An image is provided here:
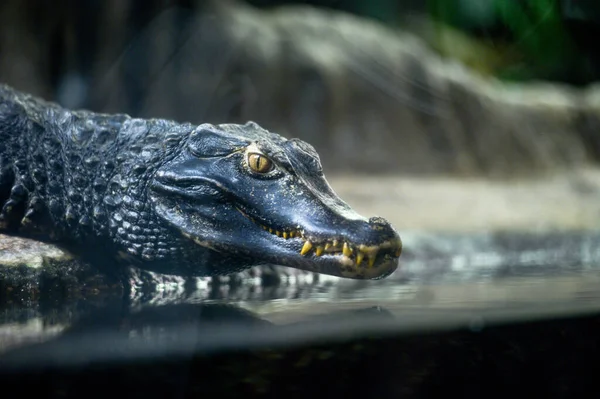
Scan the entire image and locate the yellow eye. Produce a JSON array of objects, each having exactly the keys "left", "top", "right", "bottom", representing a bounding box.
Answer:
[{"left": 247, "top": 152, "right": 274, "bottom": 174}]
